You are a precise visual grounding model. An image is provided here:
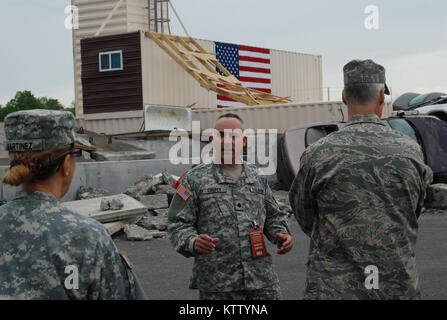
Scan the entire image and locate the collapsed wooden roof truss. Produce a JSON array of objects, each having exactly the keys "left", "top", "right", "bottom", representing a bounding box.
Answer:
[{"left": 146, "top": 32, "right": 291, "bottom": 106}]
